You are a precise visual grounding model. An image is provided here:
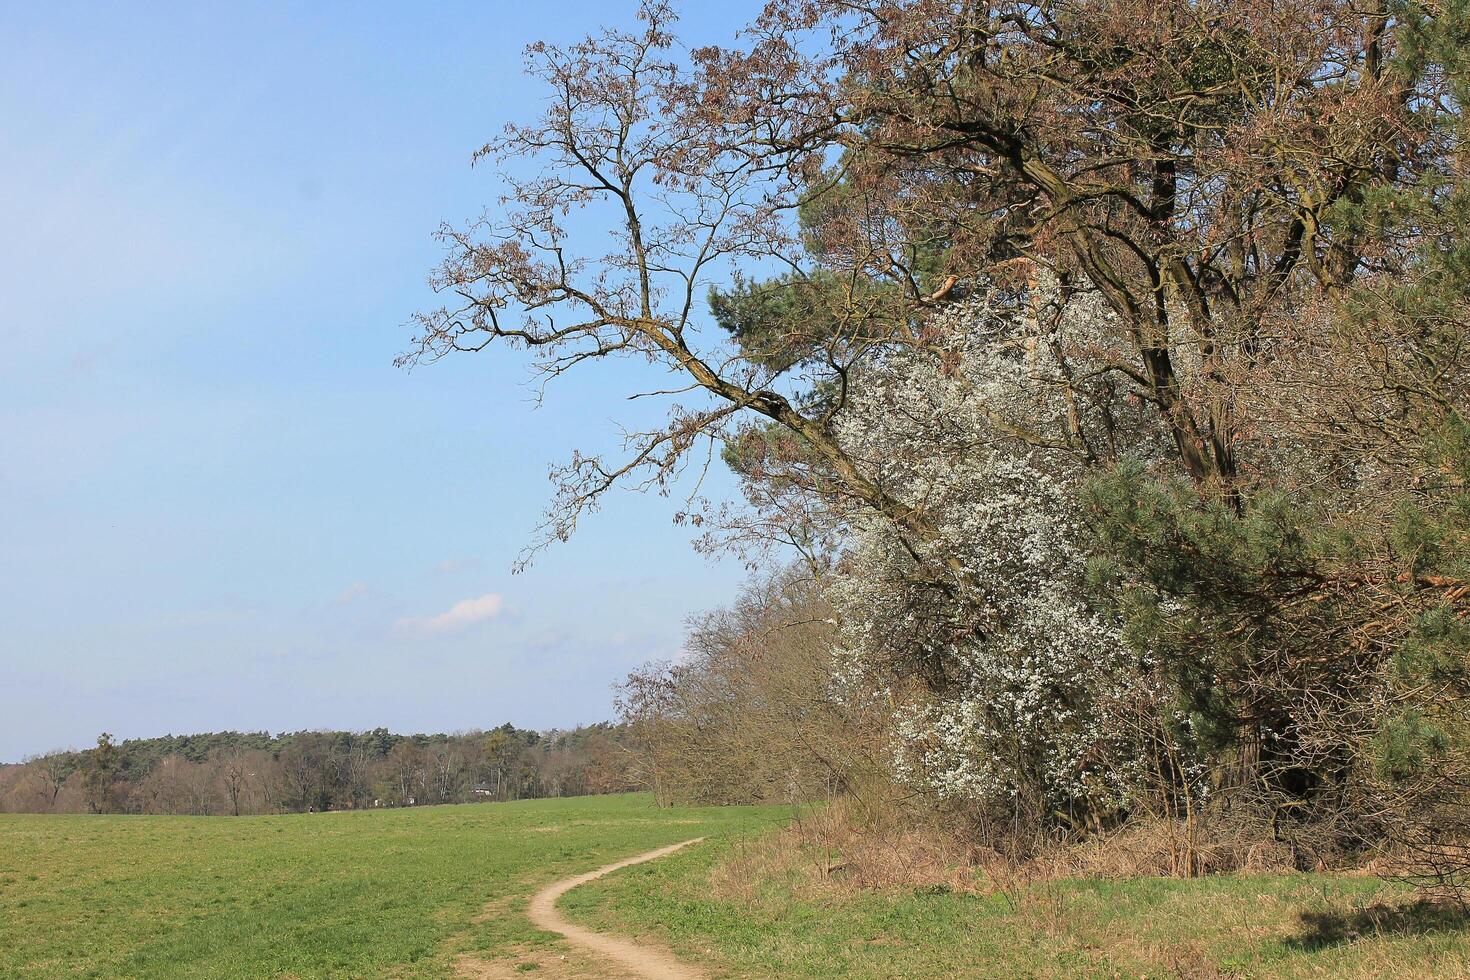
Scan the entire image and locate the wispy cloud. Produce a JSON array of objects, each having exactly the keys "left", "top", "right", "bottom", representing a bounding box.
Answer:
[
  {"left": 429, "top": 557, "right": 481, "bottom": 577},
  {"left": 524, "top": 630, "right": 569, "bottom": 651},
  {"left": 395, "top": 592, "right": 506, "bottom": 634},
  {"left": 333, "top": 581, "right": 370, "bottom": 605}
]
